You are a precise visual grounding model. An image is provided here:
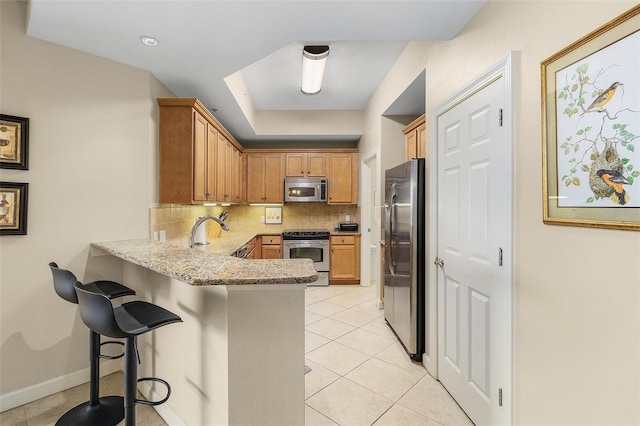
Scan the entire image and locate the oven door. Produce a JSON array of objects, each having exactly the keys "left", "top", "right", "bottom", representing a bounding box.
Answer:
[{"left": 283, "top": 240, "right": 329, "bottom": 272}]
